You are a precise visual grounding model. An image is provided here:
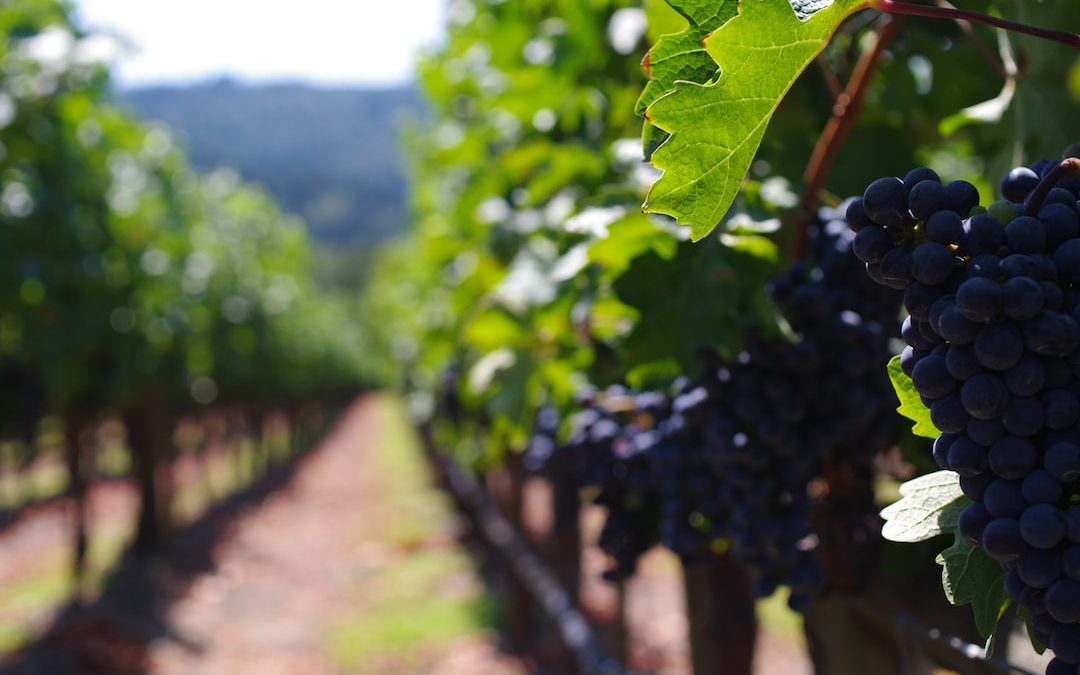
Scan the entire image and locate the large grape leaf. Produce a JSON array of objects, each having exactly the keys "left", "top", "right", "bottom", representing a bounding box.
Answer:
[
  {"left": 937, "top": 534, "right": 1009, "bottom": 641},
  {"left": 881, "top": 471, "right": 965, "bottom": 543},
  {"left": 643, "top": 0, "right": 868, "bottom": 240},
  {"left": 887, "top": 354, "right": 940, "bottom": 439}
]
